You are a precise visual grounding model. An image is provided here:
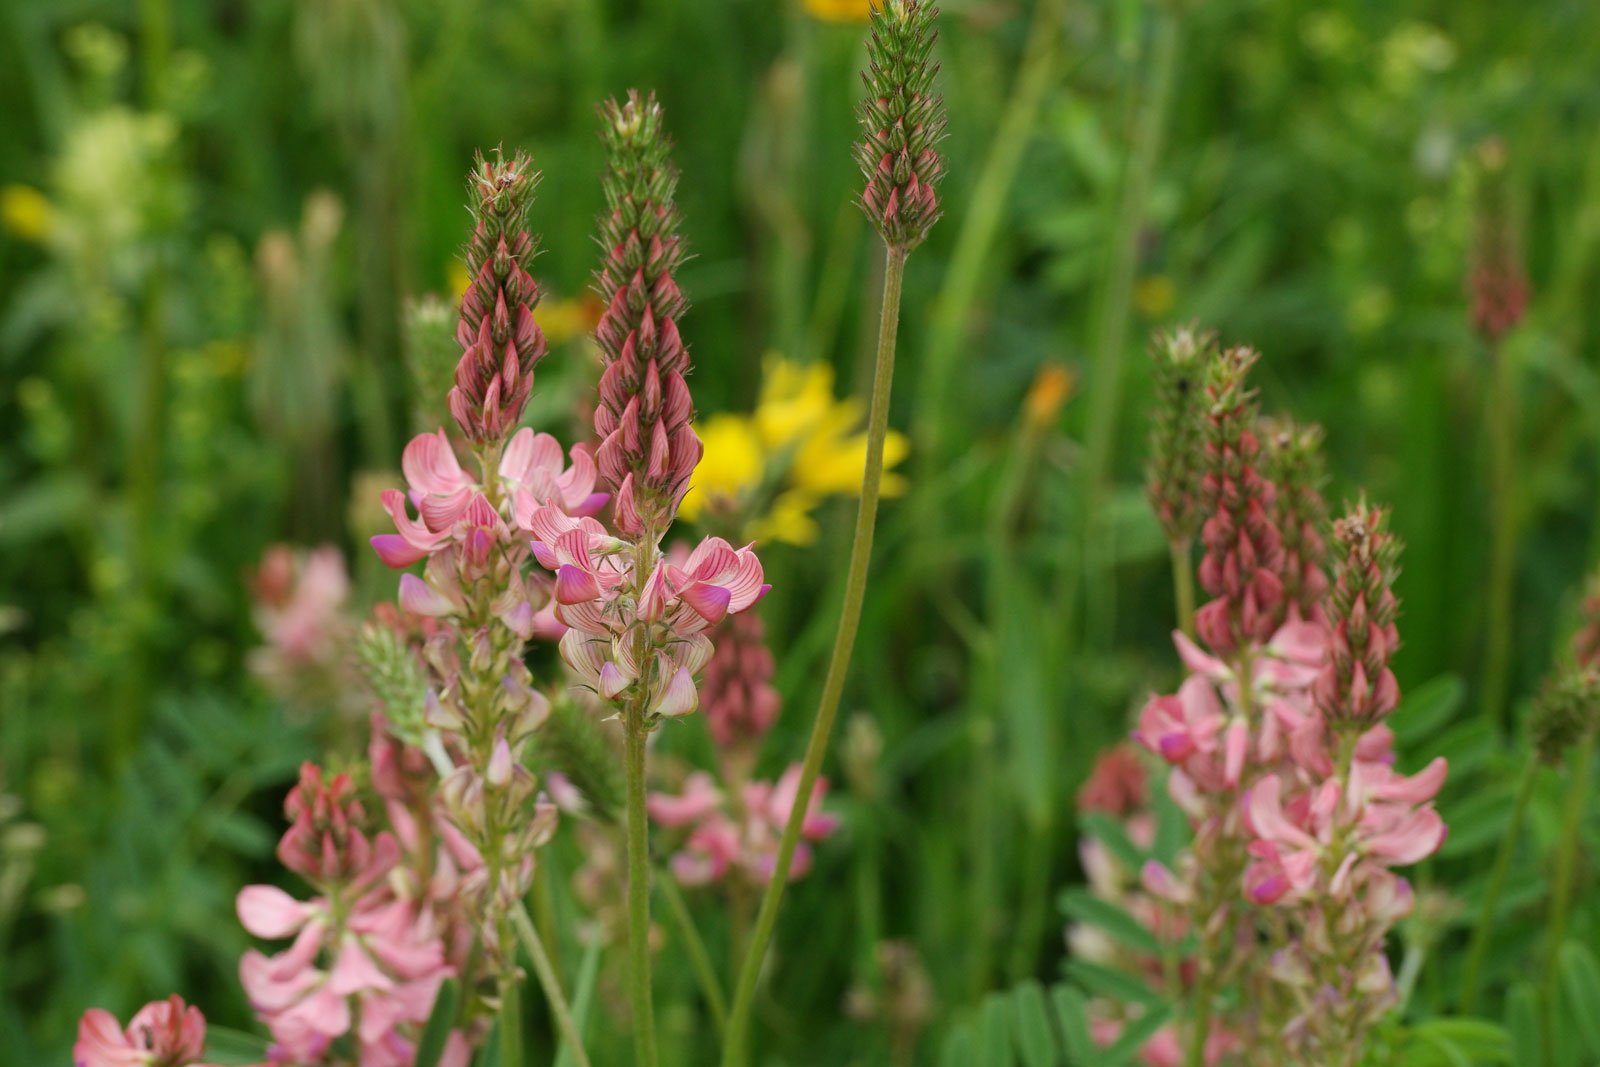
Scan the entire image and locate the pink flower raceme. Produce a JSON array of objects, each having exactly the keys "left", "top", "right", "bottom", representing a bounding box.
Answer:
[
  {"left": 526, "top": 504, "right": 767, "bottom": 720},
  {"left": 238, "top": 887, "right": 465, "bottom": 1067},
  {"left": 648, "top": 765, "right": 839, "bottom": 886},
  {"left": 75, "top": 996, "right": 223, "bottom": 1067},
  {"left": 1194, "top": 347, "right": 1285, "bottom": 657},
  {"left": 276, "top": 763, "right": 397, "bottom": 888},
  {"left": 372, "top": 428, "right": 604, "bottom": 570},
  {"left": 1134, "top": 623, "right": 1323, "bottom": 797},
  {"left": 592, "top": 92, "right": 701, "bottom": 537},
  {"left": 1313, "top": 504, "right": 1401, "bottom": 729},
  {"left": 449, "top": 151, "right": 548, "bottom": 445},
  {"left": 238, "top": 764, "right": 470, "bottom": 1067},
  {"left": 252, "top": 545, "right": 350, "bottom": 668},
  {"left": 1242, "top": 759, "right": 1447, "bottom": 905},
  {"left": 853, "top": 0, "right": 946, "bottom": 252},
  {"left": 701, "top": 610, "right": 781, "bottom": 754}
]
